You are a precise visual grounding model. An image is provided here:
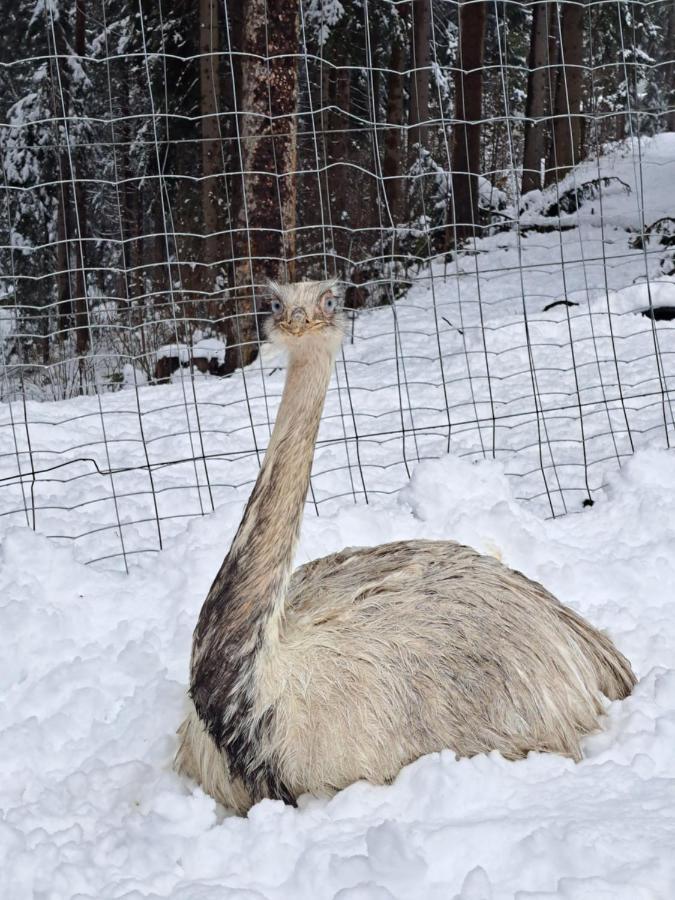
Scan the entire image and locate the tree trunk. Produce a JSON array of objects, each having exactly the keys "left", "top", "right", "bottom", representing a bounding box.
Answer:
[
  {"left": 383, "top": 35, "right": 406, "bottom": 221},
  {"left": 546, "top": 0, "right": 586, "bottom": 185},
  {"left": 50, "top": 2, "right": 88, "bottom": 376},
  {"left": 55, "top": 184, "right": 71, "bottom": 336},
  {"left": 329, "top": 67, "right": 351, "bottom": 205},
  {"left": 122, "top": 106, "right": 141, "bottom": 302},
  {"left": 73, "top": 0, "right": 89, "bottom": 373},
  {"left": 231, "top": 0, "right": 299, "bottom": 371},
  {"left": 199, "top": 0, "right": 223, "bottom": 304},
  {"left": 522, "top": 1, "right": 553, "bottom": 194},
  {"left": 52, "top": 16, "right": 72, "bottom": 343},
  {"left": 448, "top": 0, "right": 487, "bottom": 246},
  {"left": 408, "top": 0, "right": 431, "bottom": 154},
  {"left": 221, "top": 0, "right": 244, "bottom": 270},
  {"left": 319, "top": 60, "right": 332, "bottom": 231}
]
